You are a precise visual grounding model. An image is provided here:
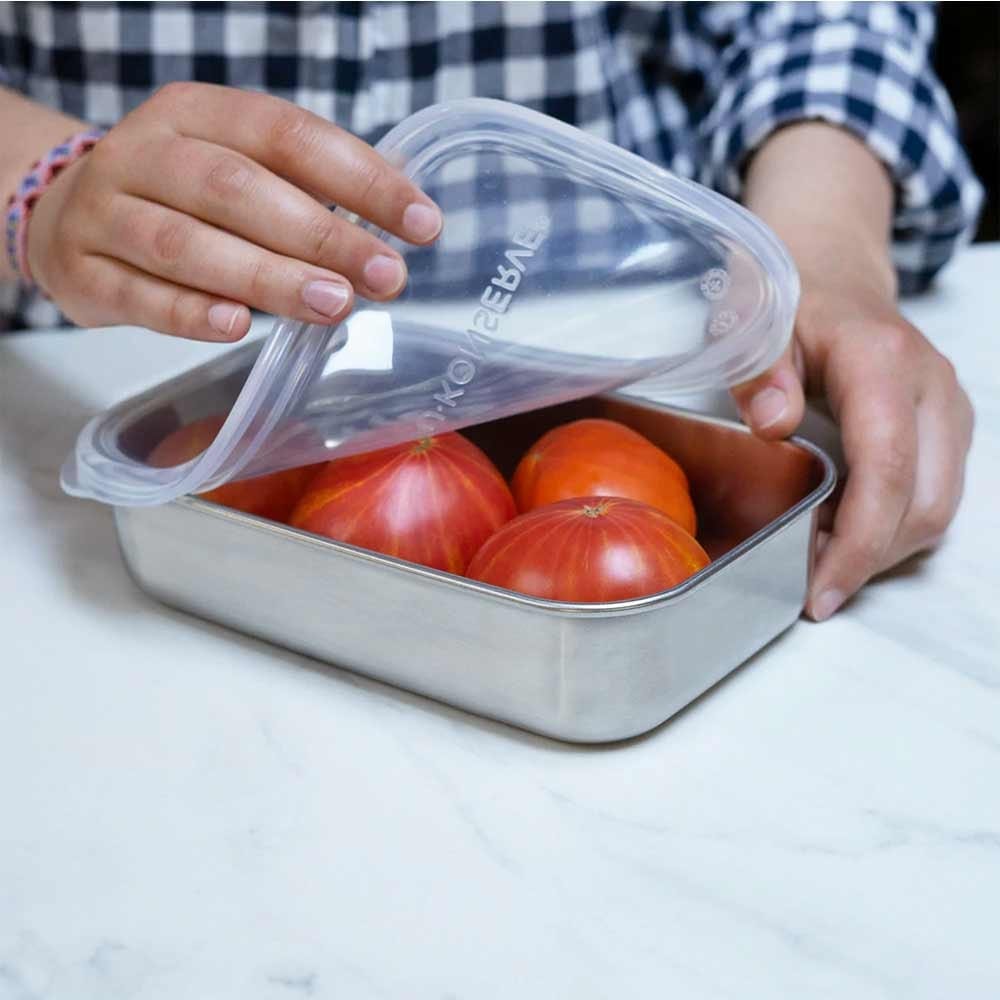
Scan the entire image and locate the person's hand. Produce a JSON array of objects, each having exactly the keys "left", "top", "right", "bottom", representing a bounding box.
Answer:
[
  {"left": 730, "top": 243, "right": 973, "bottom": 622},
  {"left": 26, "top": 82, "right": 442, "bottom": 341},
  {"left": 734, "top": 122, "right": 973, "bottom": 621}
]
